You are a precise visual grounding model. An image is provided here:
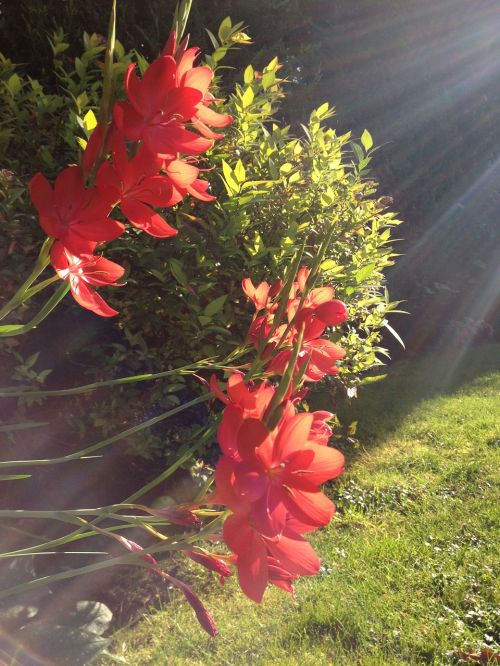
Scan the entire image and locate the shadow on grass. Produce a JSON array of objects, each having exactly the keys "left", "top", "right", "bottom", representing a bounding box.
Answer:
[{"left": 316, "top": 342, "right": 500, "bottom": 459}]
